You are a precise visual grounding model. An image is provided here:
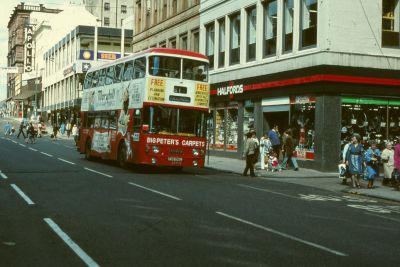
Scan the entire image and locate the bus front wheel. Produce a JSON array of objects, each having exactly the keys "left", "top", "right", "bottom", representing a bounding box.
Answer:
[
  {"left": 85, "top": 139, "right": 92, "bottom": 160},
  {"left": 117, "top": 143, "right": 127, "bottom": 168}
]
